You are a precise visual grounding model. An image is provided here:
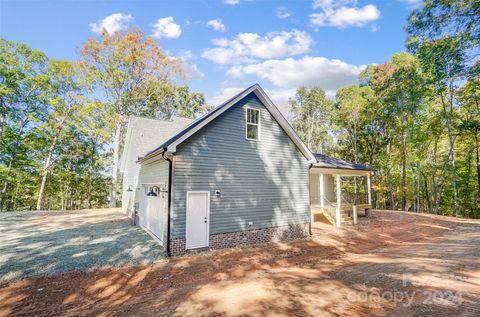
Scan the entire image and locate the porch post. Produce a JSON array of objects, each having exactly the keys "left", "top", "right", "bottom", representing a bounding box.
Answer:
[
  {"left": 353, "top": 205, "right": 358, "bottom": 225},
  {"left": 366, "top": 173, "right": 372, "bottom": 218},
  {"left": 335, "top": 175, "right": 341, "bottom": 228},
  {"left": 319, "top": 173, "right": 324, "bottom": 208},
  {"left": 367, "top": 173, "right": 372, "bottom": 205}
]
